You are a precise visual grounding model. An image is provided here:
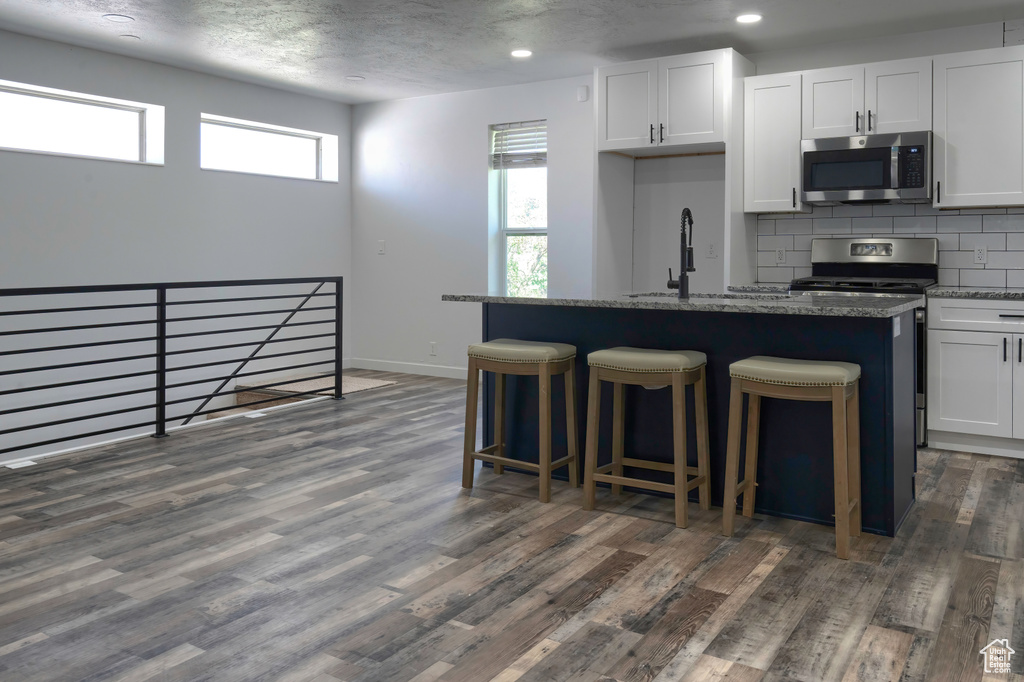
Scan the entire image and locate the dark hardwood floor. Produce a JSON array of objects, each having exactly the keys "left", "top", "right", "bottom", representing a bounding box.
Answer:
[{"left": 0, "top": 369, "right": 1020, "bottom": 681}]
